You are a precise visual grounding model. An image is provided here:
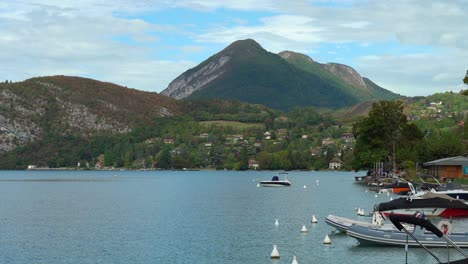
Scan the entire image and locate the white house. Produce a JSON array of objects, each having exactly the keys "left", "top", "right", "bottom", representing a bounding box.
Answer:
[{"left": 329, "top": 159, "right": 343, "bottom": 170}]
